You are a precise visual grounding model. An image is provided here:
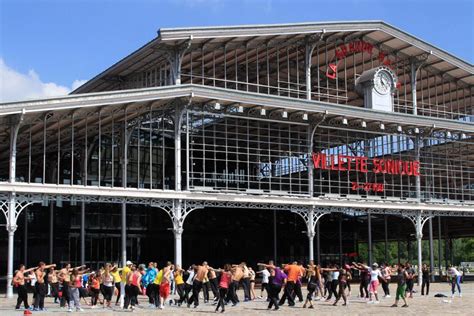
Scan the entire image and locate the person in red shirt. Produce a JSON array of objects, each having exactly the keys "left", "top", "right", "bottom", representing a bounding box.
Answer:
[{"left": 215, "top": 264, "right": 232, "bottom": 313}]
